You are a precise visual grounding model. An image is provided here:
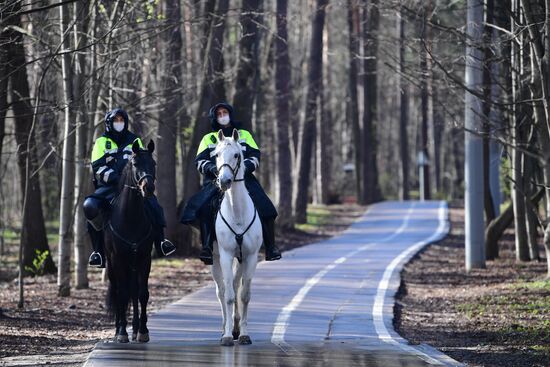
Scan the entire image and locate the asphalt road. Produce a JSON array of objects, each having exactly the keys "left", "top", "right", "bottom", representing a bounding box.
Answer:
[{"left": 85, "top": 200, "right": 463, "bottom": 367}]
